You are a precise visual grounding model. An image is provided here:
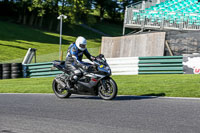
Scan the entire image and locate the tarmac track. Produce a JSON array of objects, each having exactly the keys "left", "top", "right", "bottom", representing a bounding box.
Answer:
[{"left": 0, "top": 94, "right": 200, "bottom": 133}]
